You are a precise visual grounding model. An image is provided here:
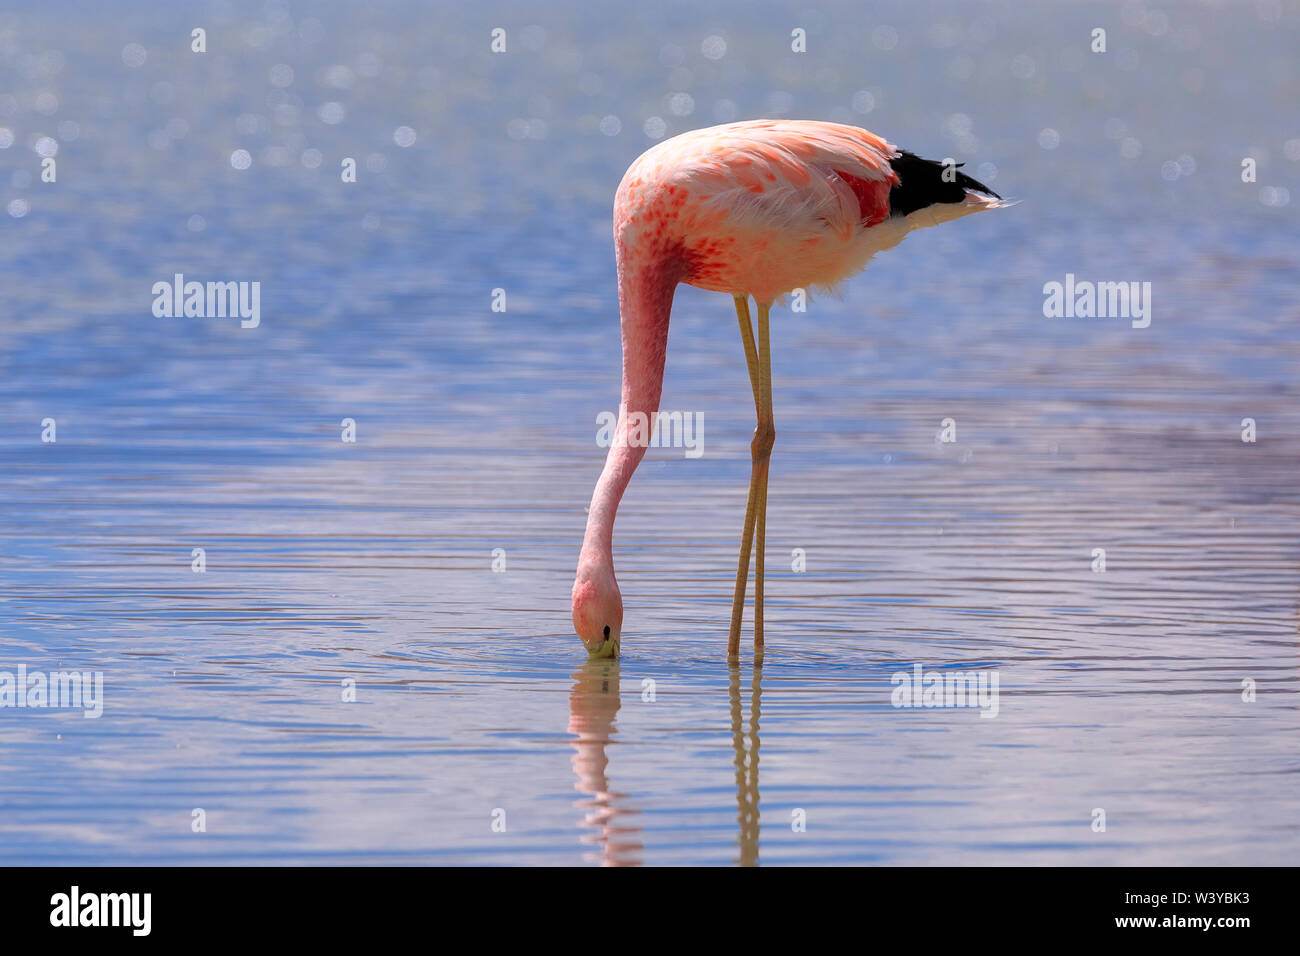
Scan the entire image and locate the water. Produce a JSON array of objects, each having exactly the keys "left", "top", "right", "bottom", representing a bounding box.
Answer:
[{"left": 2, "top": 0, "right": 1298, "bottom": 865}]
